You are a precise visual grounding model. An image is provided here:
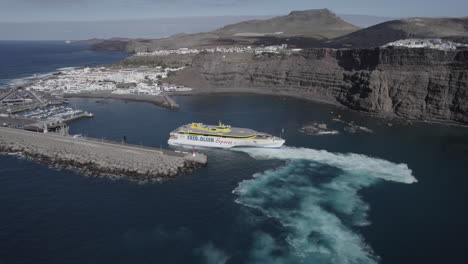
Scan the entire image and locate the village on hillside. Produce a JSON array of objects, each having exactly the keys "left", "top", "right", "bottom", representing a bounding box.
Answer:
[
  {"left": 135, "top": 45, "right": 303, "bottom": 56},
  {"left": 26, "top": 66, "right": 192, "bottom": 96}
]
